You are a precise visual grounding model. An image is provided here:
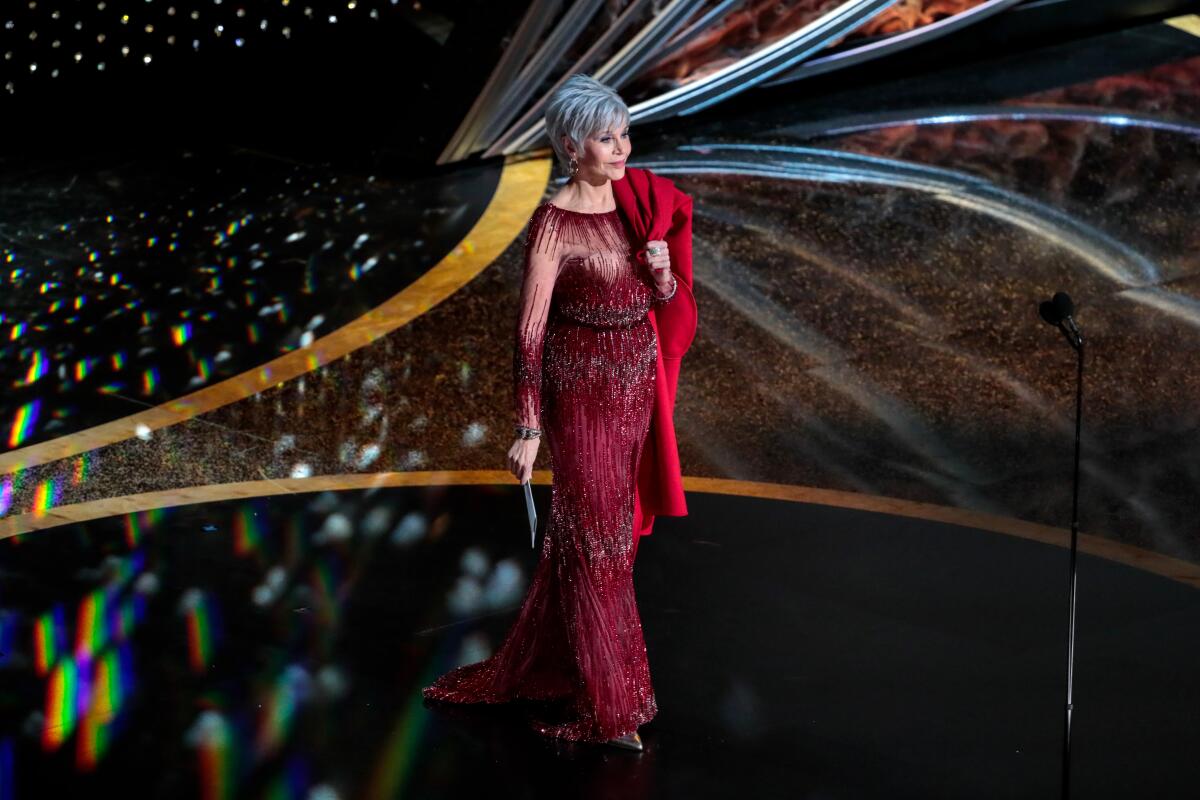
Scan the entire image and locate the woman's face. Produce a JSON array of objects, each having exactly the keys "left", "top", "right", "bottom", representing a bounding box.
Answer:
[{"left": 565, "top": 117, "right": 631, "bottom": 182}]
